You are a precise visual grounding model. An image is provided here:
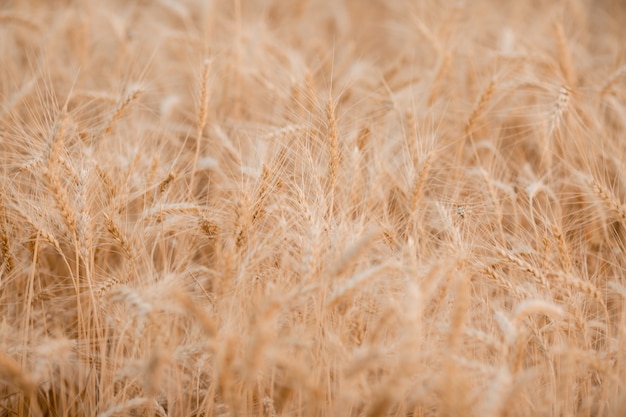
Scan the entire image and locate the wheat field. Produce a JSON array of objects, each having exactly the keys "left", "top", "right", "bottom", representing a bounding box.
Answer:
[{"left": 1, "top": 0, "right": 626, "bottom": 416}]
